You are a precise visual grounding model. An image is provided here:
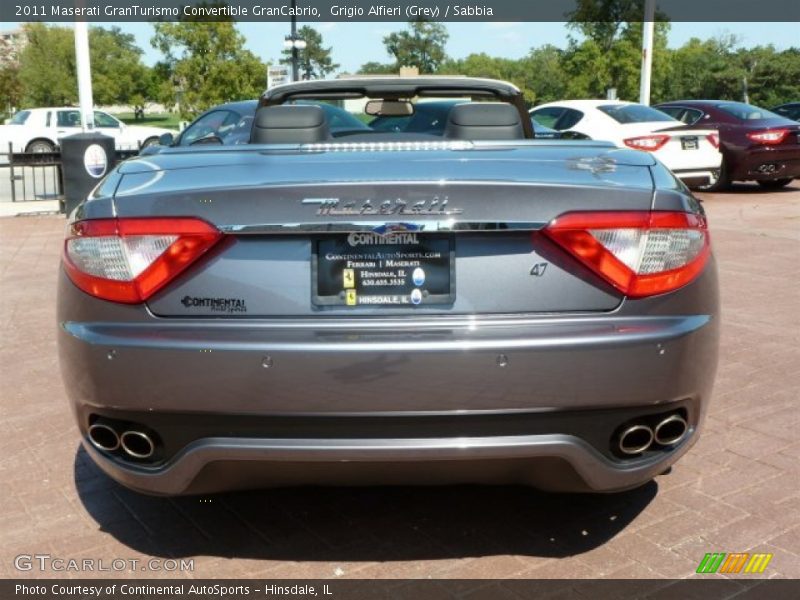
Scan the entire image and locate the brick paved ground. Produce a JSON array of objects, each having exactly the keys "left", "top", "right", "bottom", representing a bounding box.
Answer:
[{"left": 1, "top": 182, "right": 798, "bottom": 583}]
